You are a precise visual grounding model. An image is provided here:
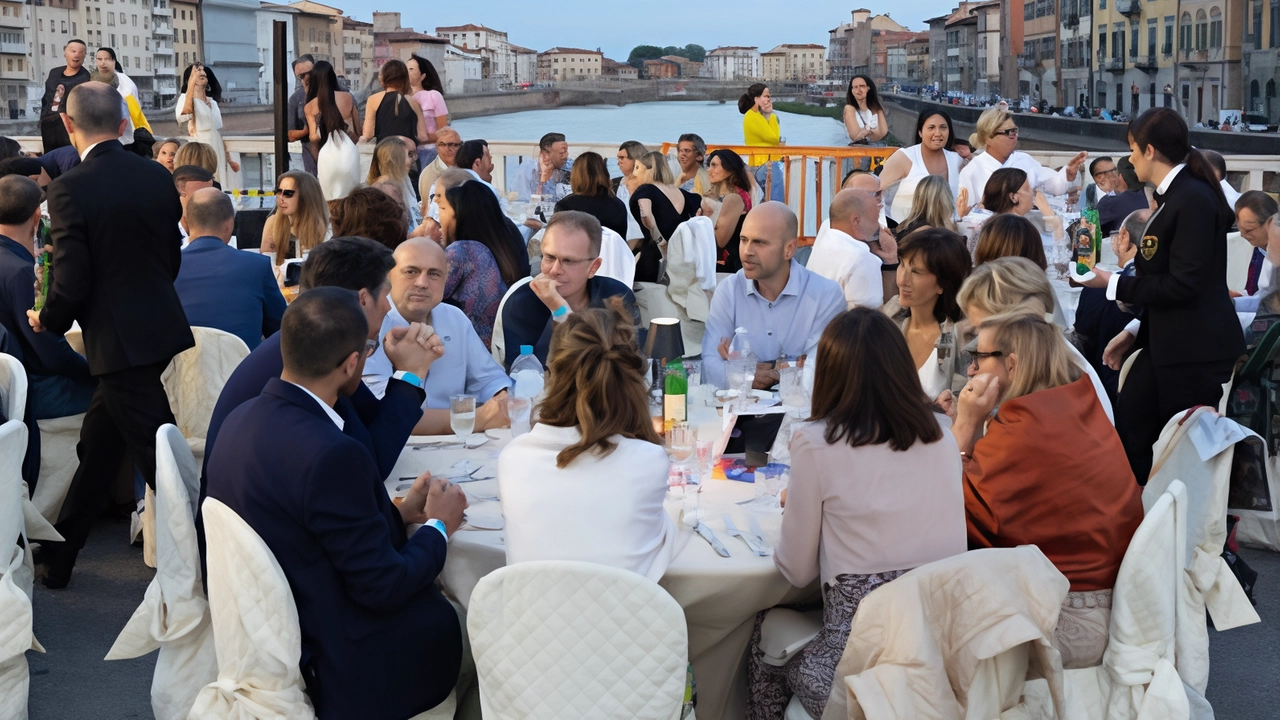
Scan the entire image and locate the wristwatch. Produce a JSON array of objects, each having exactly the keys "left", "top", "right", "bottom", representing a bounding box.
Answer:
[{"left": 392, "top": 370, "right": 422, "bottom": 388}]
